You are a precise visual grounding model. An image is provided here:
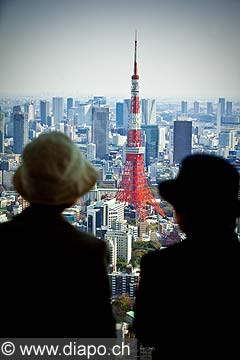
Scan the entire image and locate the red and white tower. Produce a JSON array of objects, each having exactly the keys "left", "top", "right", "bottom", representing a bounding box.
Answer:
[{"left": 116, "top": 33, "right": 165, "bottom": 221}]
